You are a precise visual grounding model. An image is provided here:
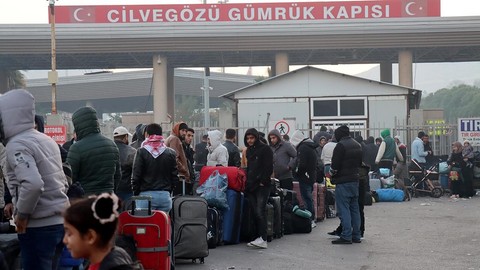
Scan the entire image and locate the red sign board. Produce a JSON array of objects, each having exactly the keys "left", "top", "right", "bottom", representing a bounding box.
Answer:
[
  {"left": 54, "top": 0, "right": 440, "bottom": 24},
  {"left": 44, "top": 125, "right": 67, "bottom": 145}
]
